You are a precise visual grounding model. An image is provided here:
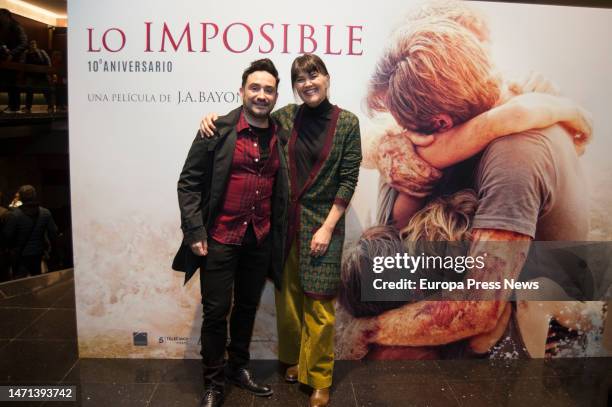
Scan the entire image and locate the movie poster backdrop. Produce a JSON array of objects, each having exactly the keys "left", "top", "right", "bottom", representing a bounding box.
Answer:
[{"left": 68, "top": 0, "right": 612, "bottom": 358}]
